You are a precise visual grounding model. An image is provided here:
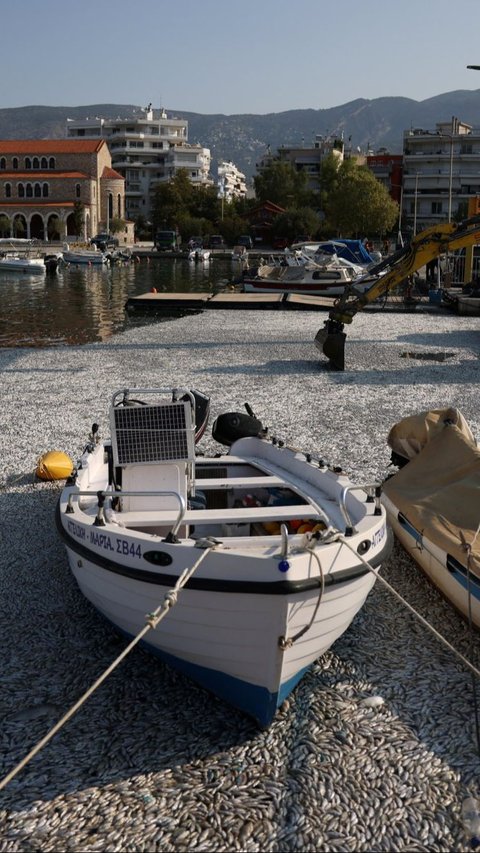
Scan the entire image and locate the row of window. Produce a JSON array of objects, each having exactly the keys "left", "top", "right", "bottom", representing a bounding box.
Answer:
[
  {"left": 2, "top": 182, "right": 82, "bottom": 199},
  {"left": 0, "top": 157, "right": 56, "bottom": 170}
]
